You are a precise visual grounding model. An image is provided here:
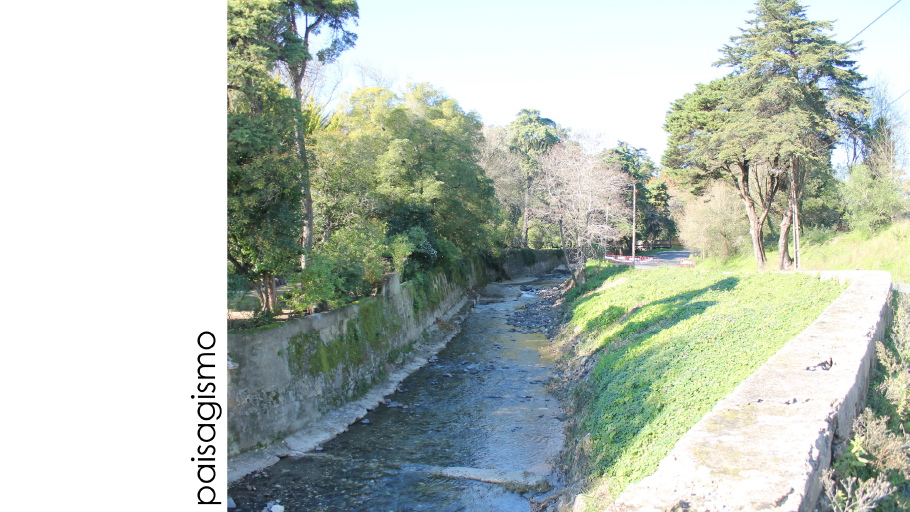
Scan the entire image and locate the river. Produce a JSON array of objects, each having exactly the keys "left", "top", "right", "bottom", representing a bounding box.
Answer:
[{"left": 228, "top": 276, "right": 569, "bottom": 512}]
